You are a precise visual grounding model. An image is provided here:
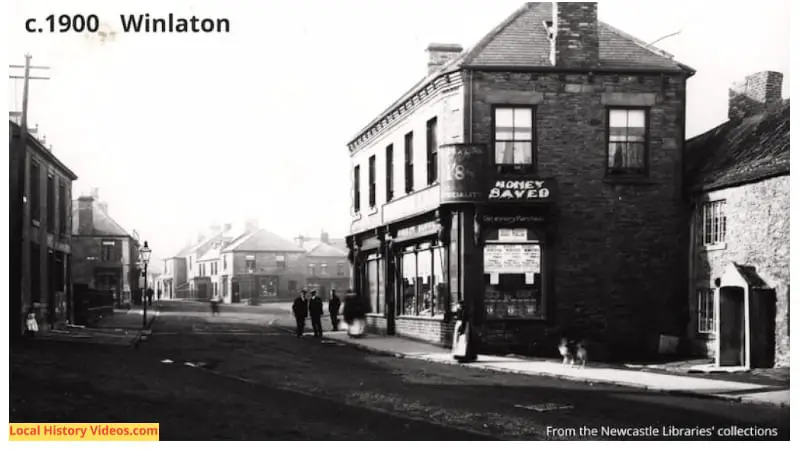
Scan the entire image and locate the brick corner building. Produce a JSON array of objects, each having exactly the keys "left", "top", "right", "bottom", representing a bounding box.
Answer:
[
  {"left": 345, "top": 2, "right": 695, "bottom": 360},
  {"left": 685, "top": 72, "right": 789, "bottom": 368}
]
